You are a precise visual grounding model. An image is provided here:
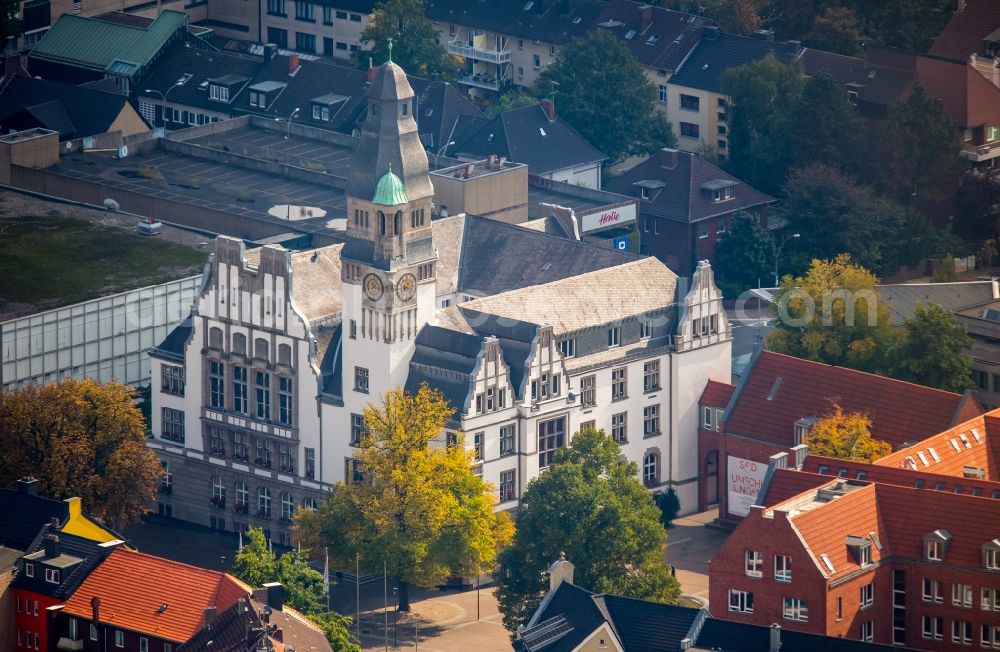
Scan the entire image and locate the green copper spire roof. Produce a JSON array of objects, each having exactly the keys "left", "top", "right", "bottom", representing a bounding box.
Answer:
[{"left": 372, "top": 163, "right": 408, "bottom": 206}]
